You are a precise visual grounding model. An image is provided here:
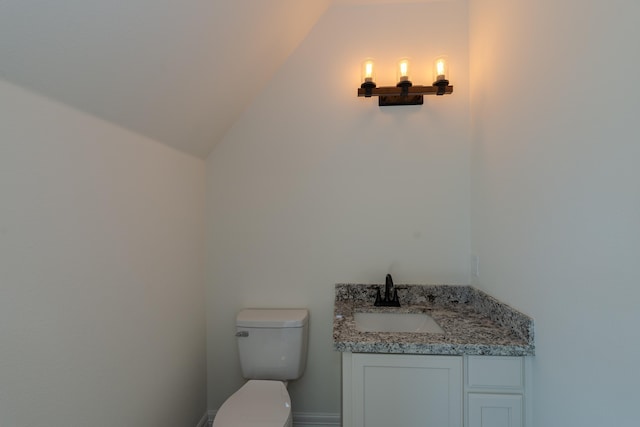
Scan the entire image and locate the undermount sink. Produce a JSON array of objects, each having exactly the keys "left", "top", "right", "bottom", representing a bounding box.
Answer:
[{"left": 354, "top": 312, "right": 444, "bottom": 334}]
